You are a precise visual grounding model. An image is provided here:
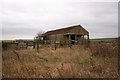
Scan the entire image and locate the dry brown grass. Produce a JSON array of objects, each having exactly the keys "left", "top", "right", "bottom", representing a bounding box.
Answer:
[
  {"left": 2, "top": 44, "right": 118, "bottom": 78},
  {"left": 90, "top": 42, "right": 118, "bottom": 57}
]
